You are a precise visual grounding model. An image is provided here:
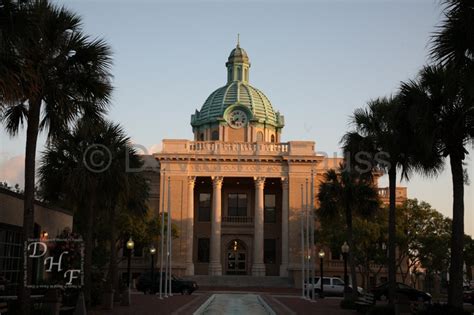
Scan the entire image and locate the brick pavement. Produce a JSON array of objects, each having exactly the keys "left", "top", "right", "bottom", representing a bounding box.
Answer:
[
  {"left": 89, "top": 290, "right": 358, "bottom": 315},
  {"left": 89, "top": 293, "right": 203, "bottom": 315}
]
